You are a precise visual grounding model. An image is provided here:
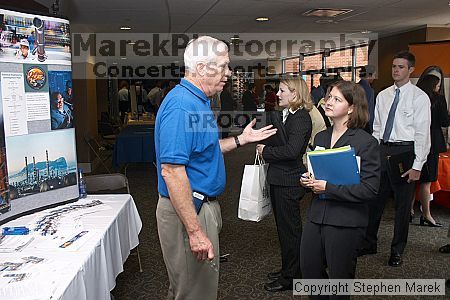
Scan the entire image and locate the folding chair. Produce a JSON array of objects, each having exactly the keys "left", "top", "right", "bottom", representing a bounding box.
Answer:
[
  {"left": 84, "top": 136, "right": 112, "bottom": 174},
  {"left": 84, "top": 173, "right": 143, "bottom": 272},
  {"left": 98, "top": 121, "right": 118, "bottom": 142}
]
